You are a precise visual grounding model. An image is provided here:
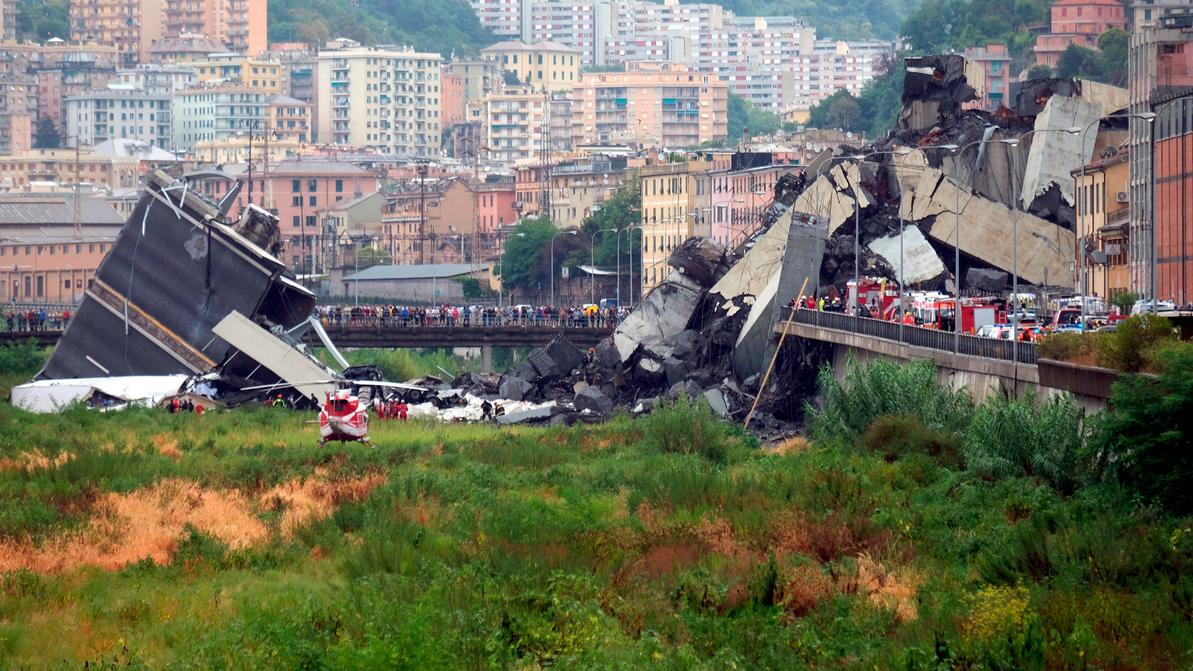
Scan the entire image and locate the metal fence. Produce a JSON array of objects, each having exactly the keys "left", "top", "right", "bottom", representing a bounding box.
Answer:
[{"left": 789, "top": 308, "right": 1038, "bottom": 366}]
